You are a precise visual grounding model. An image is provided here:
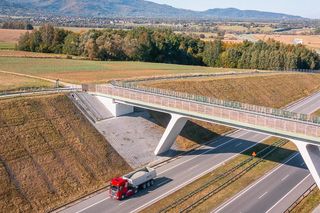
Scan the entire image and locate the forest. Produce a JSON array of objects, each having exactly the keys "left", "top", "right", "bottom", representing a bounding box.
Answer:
[{"left": 17, "top": 24, "right": 320, "bottom": 70}]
